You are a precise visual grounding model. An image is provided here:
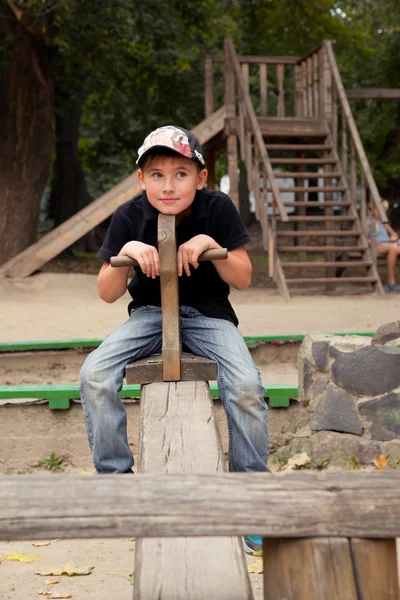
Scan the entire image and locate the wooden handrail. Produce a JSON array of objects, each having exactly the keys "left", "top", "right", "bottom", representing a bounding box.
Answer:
[
  {"left": 296, "top": 42, "right": 324, "bottom": 64},
  {"left": 225, "top": 39, "right": 288, "bottom": 222},
  {"left": 324, "top": 40, "right": 387, "bottom": 223},
  {"left": 209, "top": 54, "right": 298, "bottom": 65}
]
